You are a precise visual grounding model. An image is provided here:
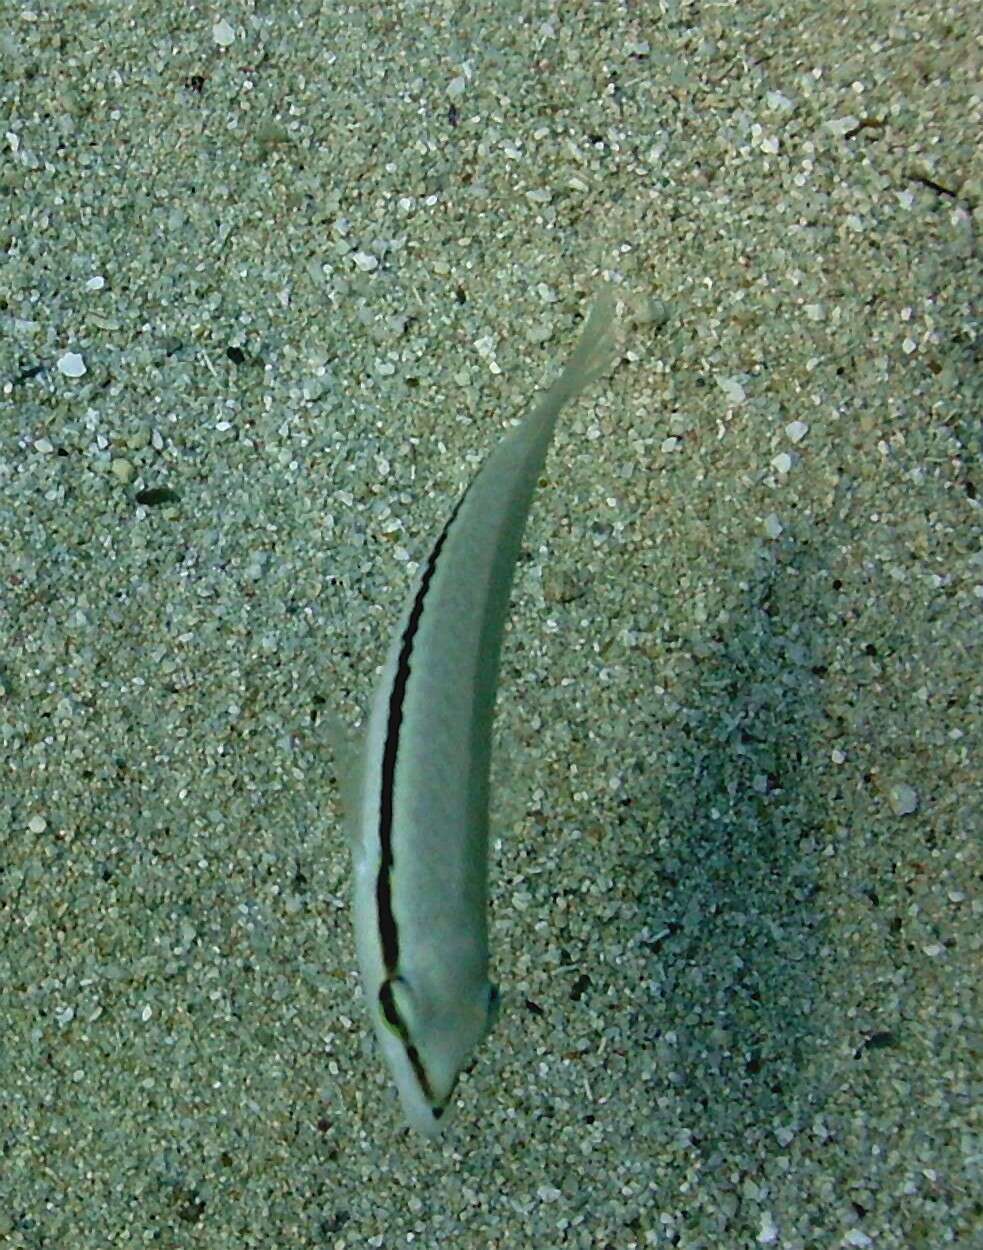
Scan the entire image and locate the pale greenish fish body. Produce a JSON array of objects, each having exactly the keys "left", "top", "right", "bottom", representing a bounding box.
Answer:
[{"left": 351, "top": 294, "right": 620, "bottom": 1136}]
